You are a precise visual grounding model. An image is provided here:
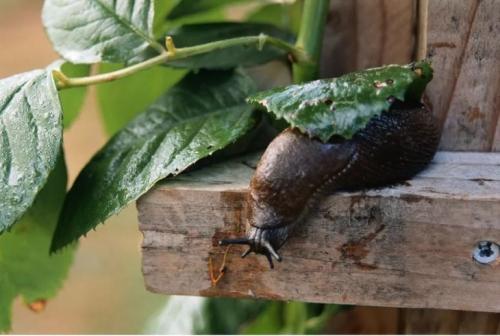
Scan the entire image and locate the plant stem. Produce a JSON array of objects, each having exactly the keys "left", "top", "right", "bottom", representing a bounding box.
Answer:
[
  {"left": 54, "top": 35, "right": 309, "bottom": 90},
  {"left": 292, "top": 0, "right": 330, "bottom": 83}
]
